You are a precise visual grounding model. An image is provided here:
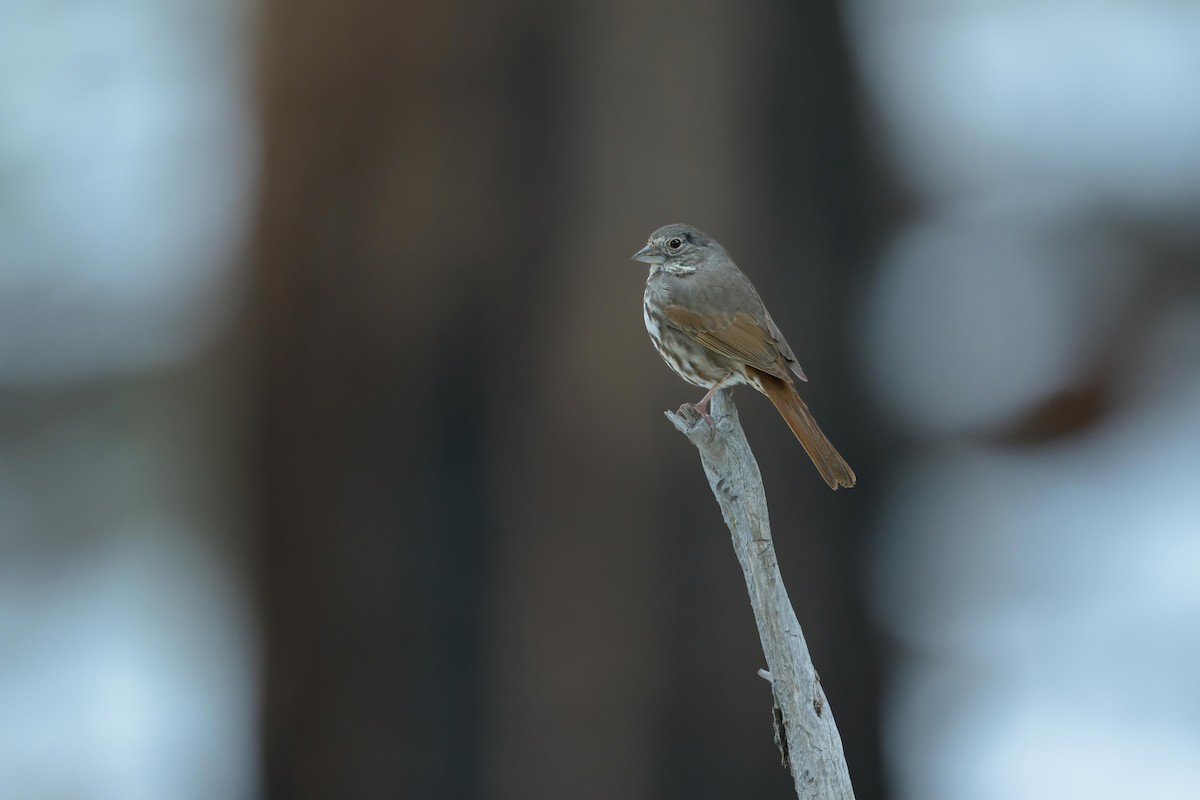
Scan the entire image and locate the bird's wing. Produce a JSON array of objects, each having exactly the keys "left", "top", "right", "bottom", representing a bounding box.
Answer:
[
  {"left": 761, "top": 310, "right": 808, "bottom": 382},
  {"left": 660, "top": 304, "right": 795, "bottom": 382}
]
